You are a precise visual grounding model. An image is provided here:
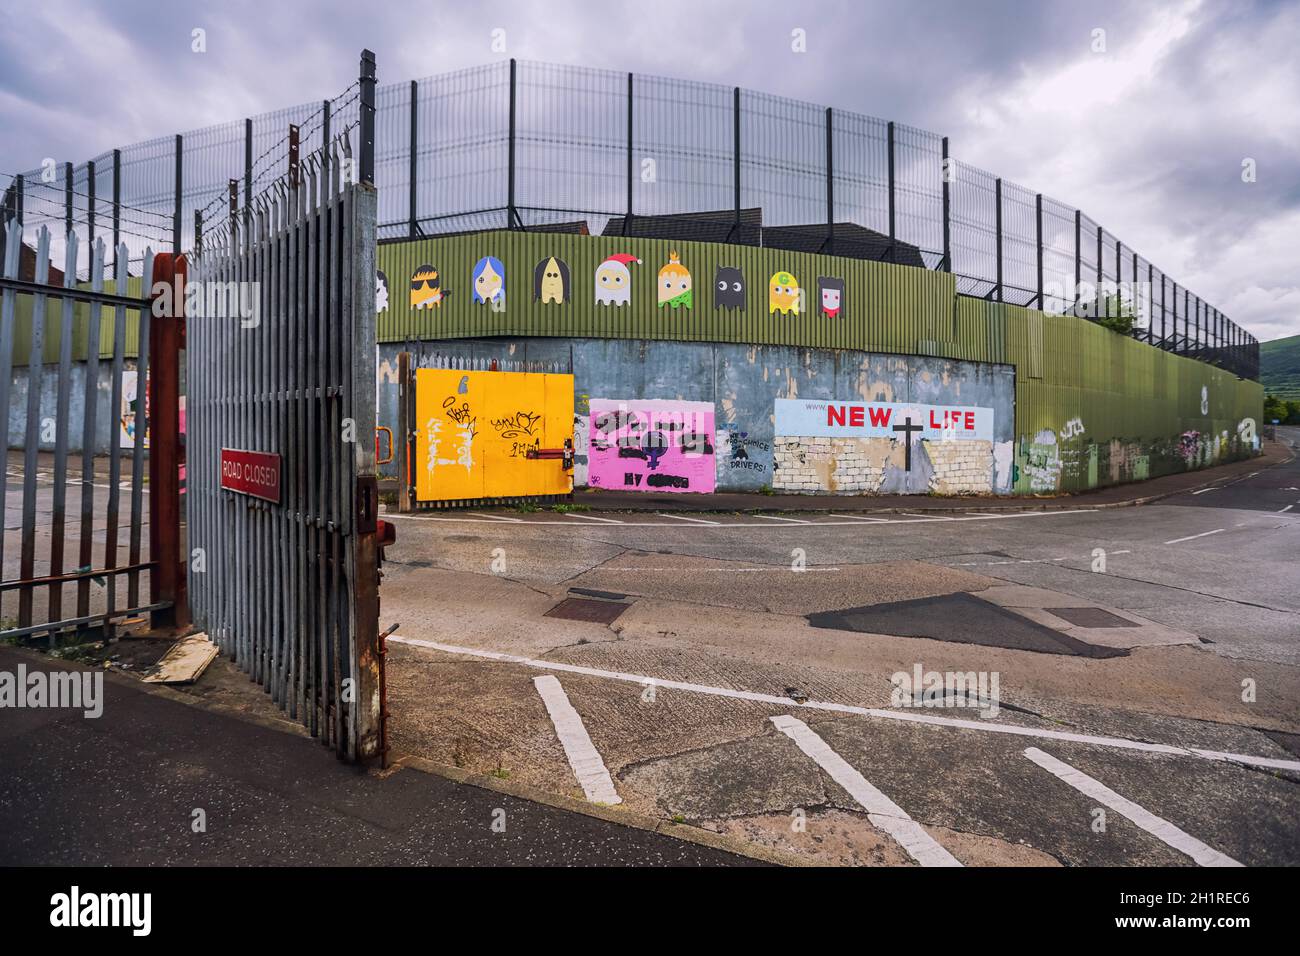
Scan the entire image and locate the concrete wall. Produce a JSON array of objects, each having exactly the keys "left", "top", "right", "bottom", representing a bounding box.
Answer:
[
  {"left": 379, "top": 338, "right": 1017, "bottom": 494},
  {"left": 5, "top": 360, "right": 139, "bottom": 455}
]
